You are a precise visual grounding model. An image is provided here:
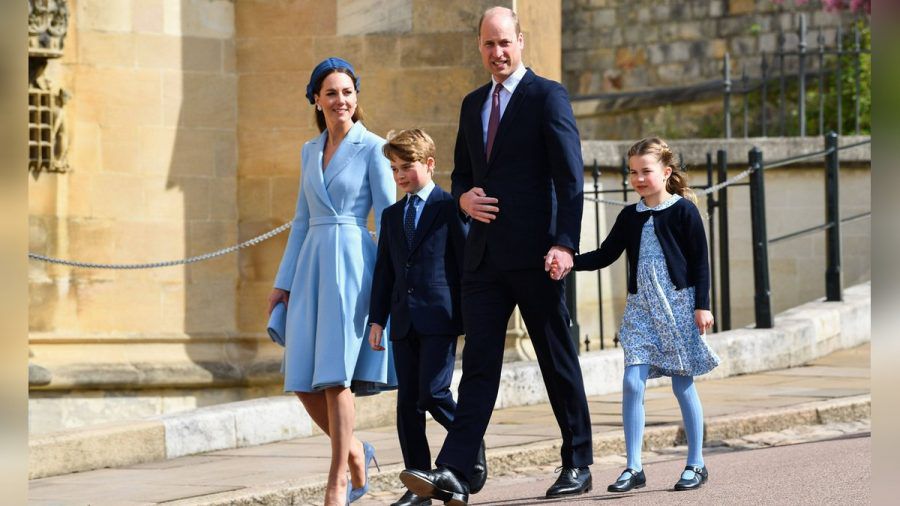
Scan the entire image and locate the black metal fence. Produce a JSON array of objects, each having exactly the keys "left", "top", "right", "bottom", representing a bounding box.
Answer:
[
  {"left": 568, "top": 16, "right": 870, "bottom": 140},
  {"left": 744, "top": 132, "right": 871, "bottom": 327},
  {"left": 724, "top": 14, "right": 871, "bottom": 139},
  {"left": 567, "top": 132, "right": 871, "bottom": 352}
]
